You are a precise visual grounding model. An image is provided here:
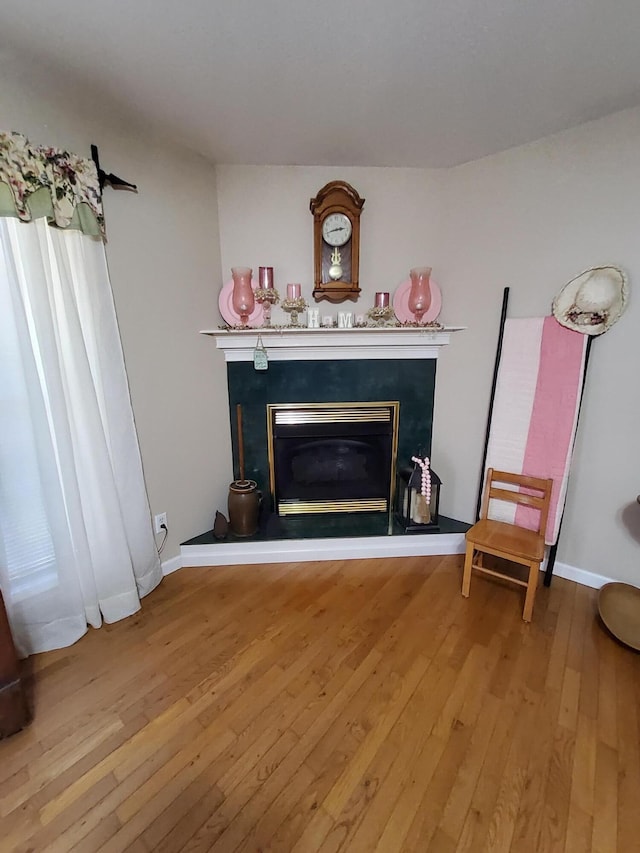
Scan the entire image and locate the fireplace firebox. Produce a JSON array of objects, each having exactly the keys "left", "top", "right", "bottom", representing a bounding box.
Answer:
[{"left": 267, "top": 402, "right": 399, "bottom": 515}]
